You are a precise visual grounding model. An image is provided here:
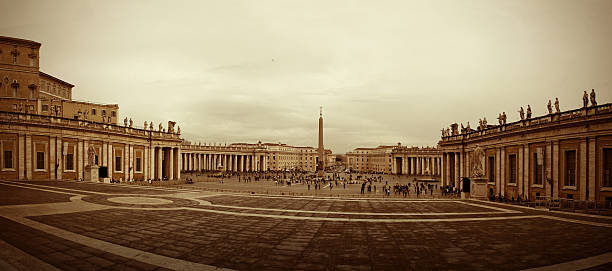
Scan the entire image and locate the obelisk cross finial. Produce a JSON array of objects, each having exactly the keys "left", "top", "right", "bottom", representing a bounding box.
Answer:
[{"left": 320, "top": 106, "right": 323, "bottom": 117}]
